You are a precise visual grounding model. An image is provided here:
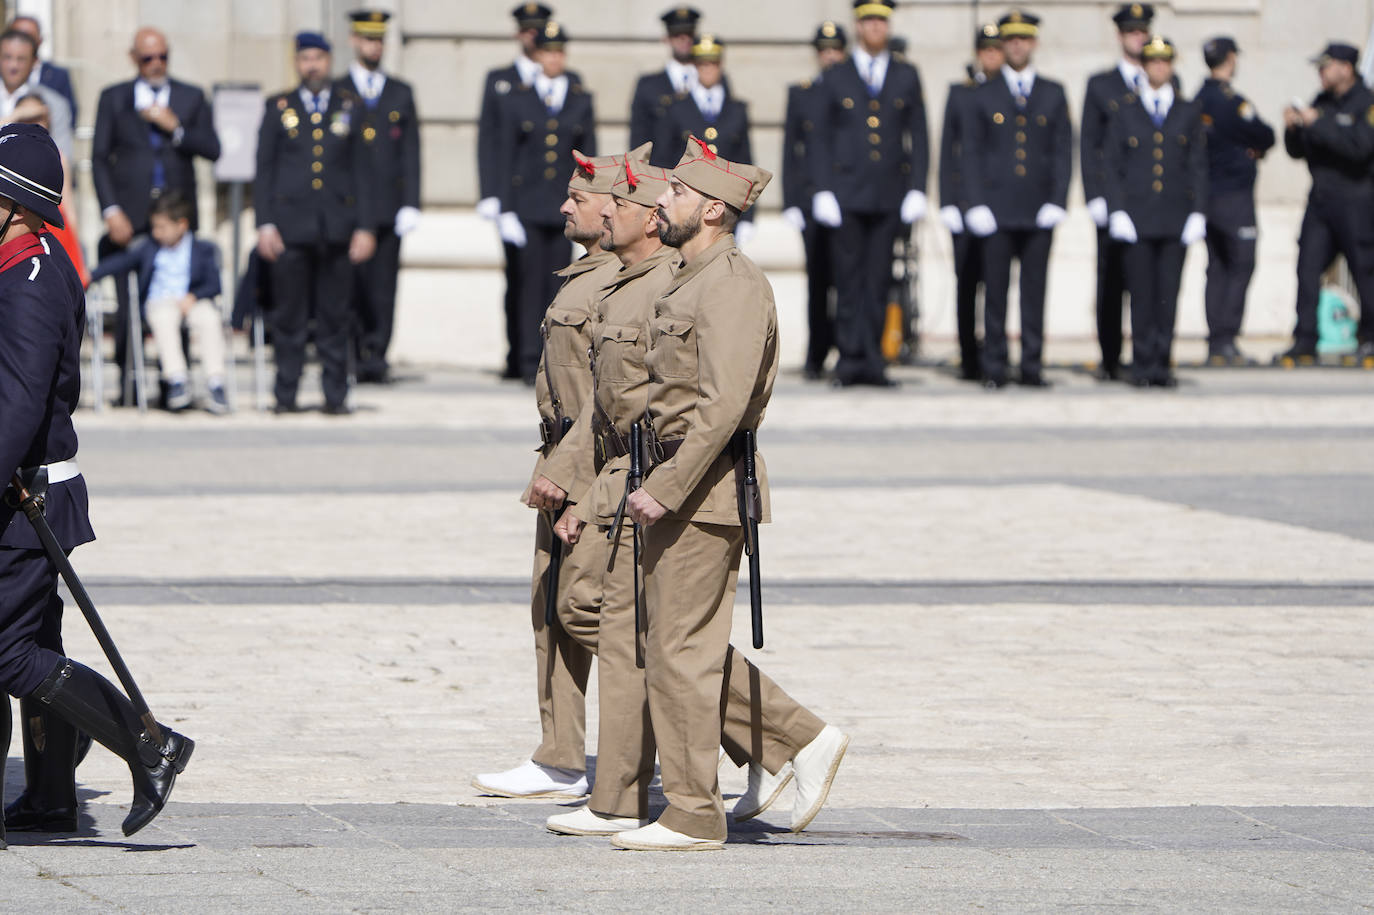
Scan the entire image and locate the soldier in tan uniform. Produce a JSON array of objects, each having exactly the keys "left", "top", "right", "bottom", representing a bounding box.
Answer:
[
  {"left": 473, "top": 148, "right": 626, "bottom": 799},
  {"left": 610, "top": 139, "right": 850, "bottom": 851}
]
